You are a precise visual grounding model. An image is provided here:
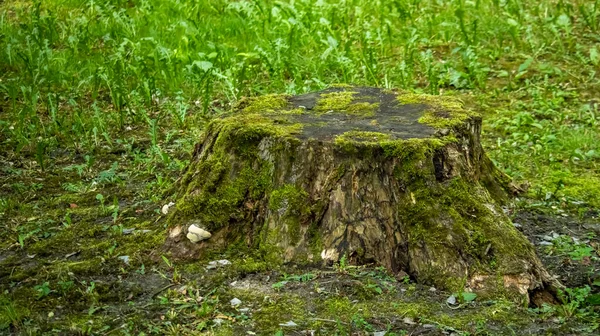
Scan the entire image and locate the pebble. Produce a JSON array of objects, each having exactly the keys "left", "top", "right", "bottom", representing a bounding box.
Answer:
[
  {"left": 122, "top": 228, "right": 152, "bottom": 235},
  {"left": 118, "top": 255, "right": 130, "bottom": 265},
  {"left": 279, "top": 321, "right": 298, "bottom": 327},
  {"left": 239, "top": 308, "right": 250, "bottom": 313},
  {"left": 402, "top": 317, "right": 416, "bottom": 325},
  {"left": 213, "top": 318, "right": 224, "bottom": 326},
  {"left": 429, "top": 286, "right": 437, "bottom": 292},
  {"left": 373, "top": 332, "right": 386, "bottom": 336},
  {"left": 187, "top": 224, "right": 212, "bottom": 243},
  {"left": 230, "top": 298, "right": 242, "bottom": 307},
  {"left": 161, "top": 202, "right": 175, "bottom": 215},
  {"left": 207, "top": 259, "right": 232, "bottom": 269},
  {"left": 446, "top": 295, "right": 457, "bottom": 305}
]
